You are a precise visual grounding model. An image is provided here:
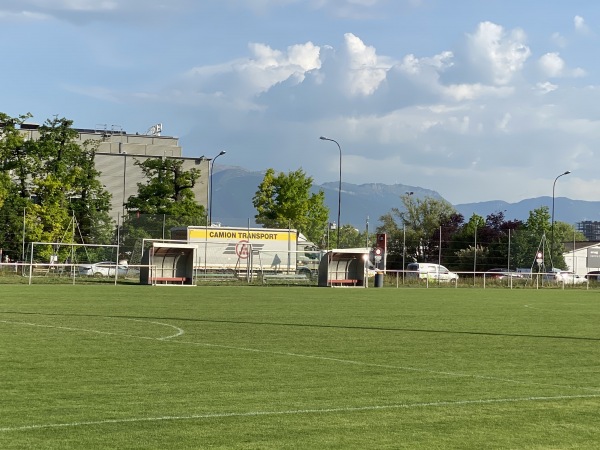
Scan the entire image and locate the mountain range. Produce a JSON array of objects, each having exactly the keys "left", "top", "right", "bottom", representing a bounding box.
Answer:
[{"left": 210, "top": 166, "right": 600, "bottom": 229}]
